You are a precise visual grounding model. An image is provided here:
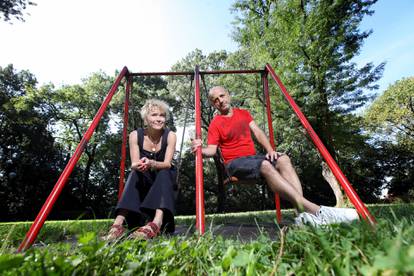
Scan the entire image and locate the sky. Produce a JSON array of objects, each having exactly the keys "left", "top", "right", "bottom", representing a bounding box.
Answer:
[
  {"left": 1, "top": 0, "right": 413, "bottom": 93},
  {"left": 1, "top": 0, "right": 237, "bottom": 86}
]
